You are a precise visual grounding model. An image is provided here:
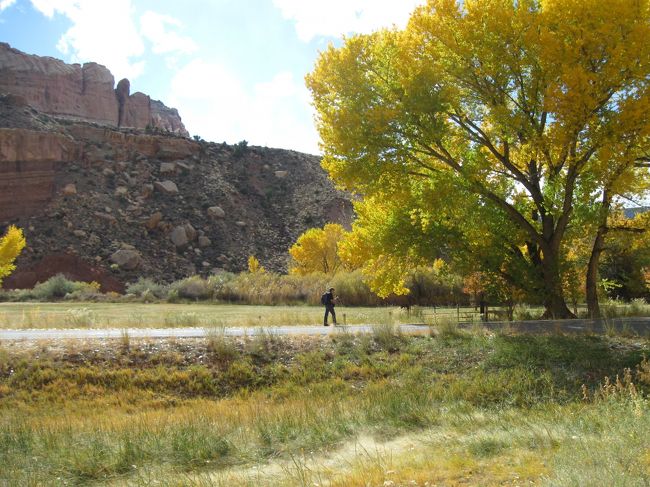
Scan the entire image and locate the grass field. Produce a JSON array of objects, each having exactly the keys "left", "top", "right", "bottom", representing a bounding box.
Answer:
[
  {"left": 1, "top": 326, "right": 650, "bottom": 485},
  {"left": 0, "top": 302, "right": 475, "bottom": 329}
]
